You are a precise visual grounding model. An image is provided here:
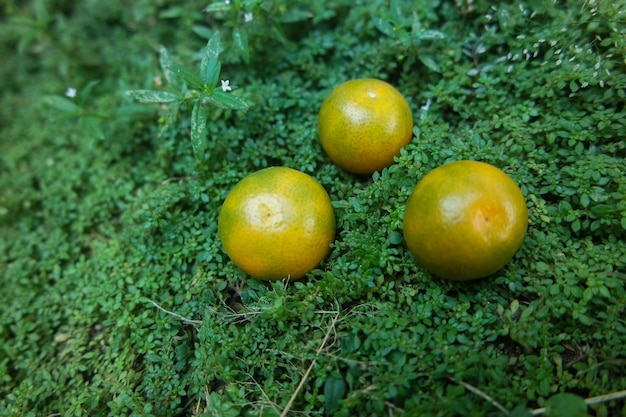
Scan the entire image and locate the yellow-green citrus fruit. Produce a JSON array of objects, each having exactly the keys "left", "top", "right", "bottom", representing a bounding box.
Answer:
[
  {"left": 218, "top": 167, "right": 336, "bottom": 281},
  {"left": 403, "top": 160, "right": 528, "bottom": 281},
  {"left": 318, "top": 78, "right": 413, "bottom": 174}
]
